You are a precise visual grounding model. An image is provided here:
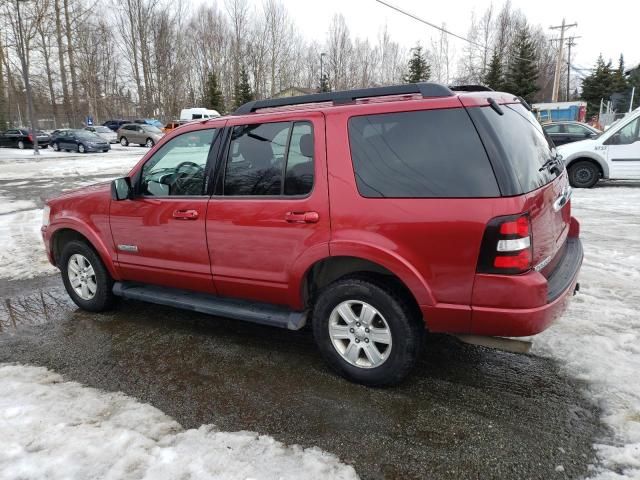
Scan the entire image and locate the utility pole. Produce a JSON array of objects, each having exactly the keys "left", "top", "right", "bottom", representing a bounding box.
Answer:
[
  {"left": 565, "top": 37, "right": 580, "bottom": 101},
  {"left": 15, "top": 0, "right": 39, "bottom": 155},
  {"left": 550, "top": 19, "right": 577, "bottom": 102}
]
